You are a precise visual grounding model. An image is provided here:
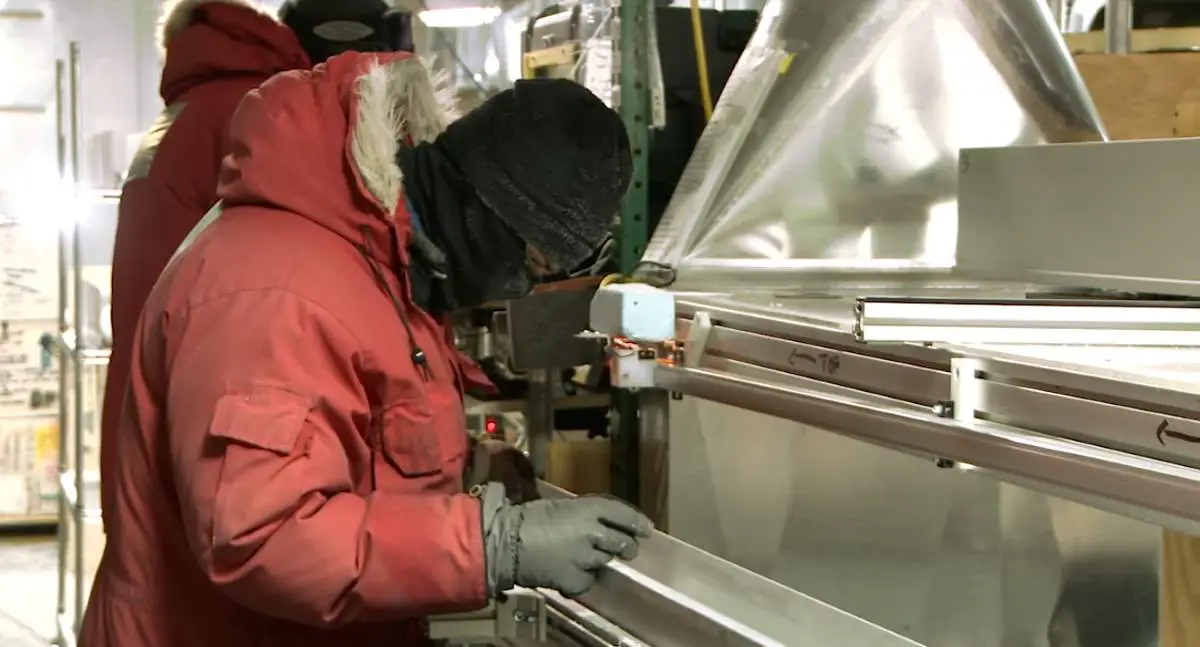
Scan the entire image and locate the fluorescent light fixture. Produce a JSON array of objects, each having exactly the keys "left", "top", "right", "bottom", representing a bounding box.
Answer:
[{"left": 419, "top": 7, "right": 501, "bottom": 28}]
